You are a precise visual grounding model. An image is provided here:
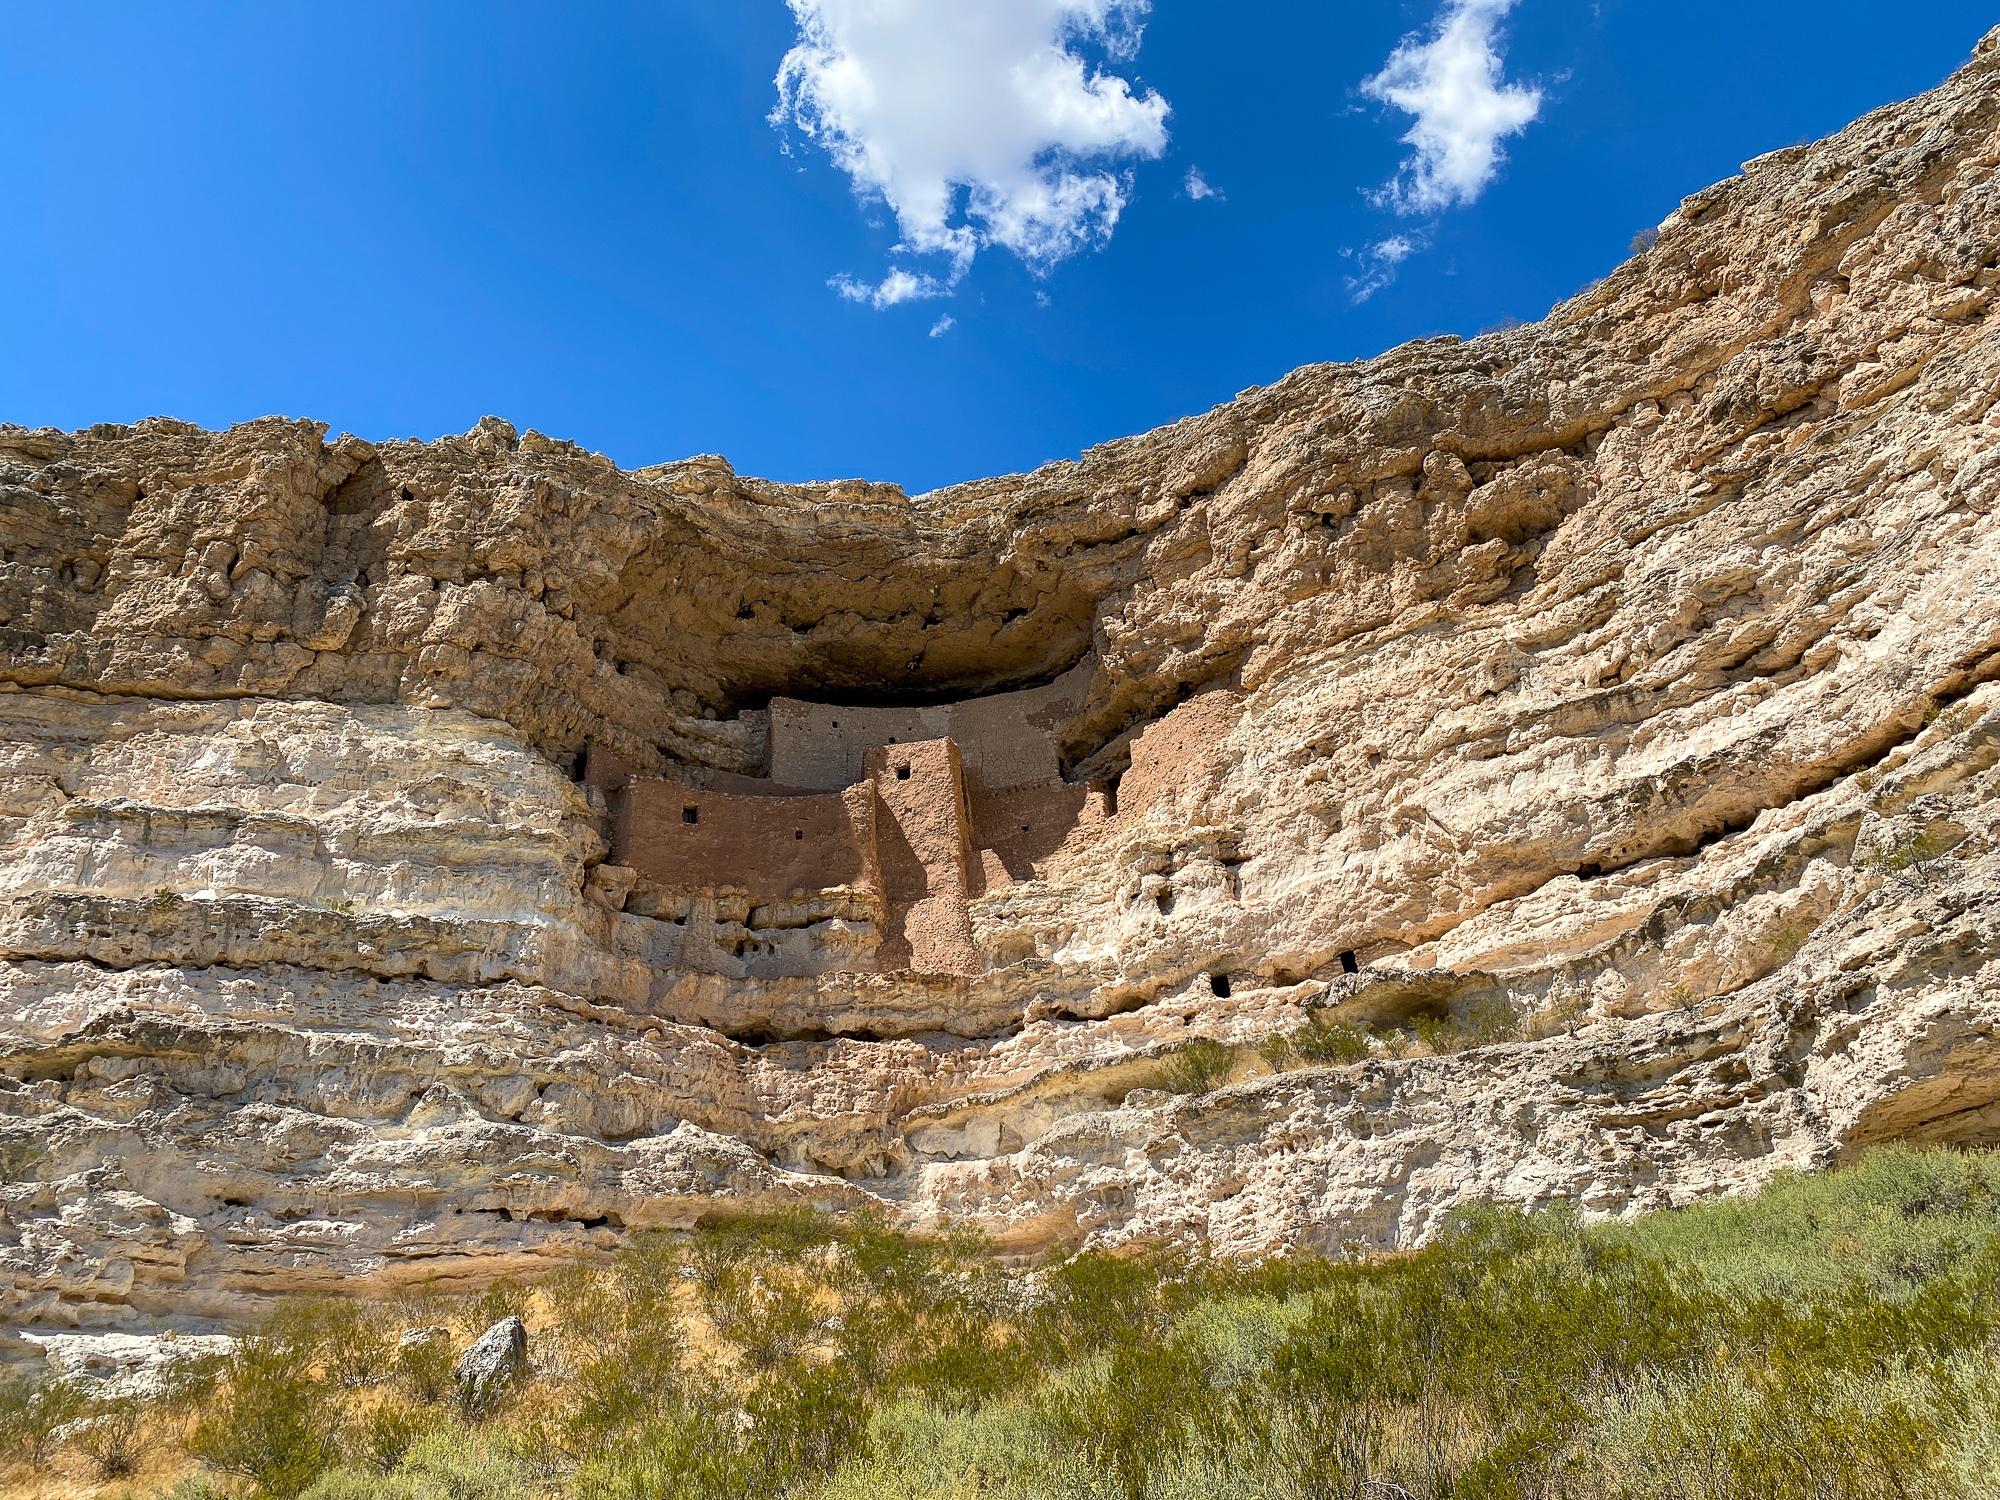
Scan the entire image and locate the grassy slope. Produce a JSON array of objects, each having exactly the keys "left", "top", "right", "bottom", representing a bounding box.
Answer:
[{"left": 7, "top": 1147, "right": 2000, "bottom": 1500}]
